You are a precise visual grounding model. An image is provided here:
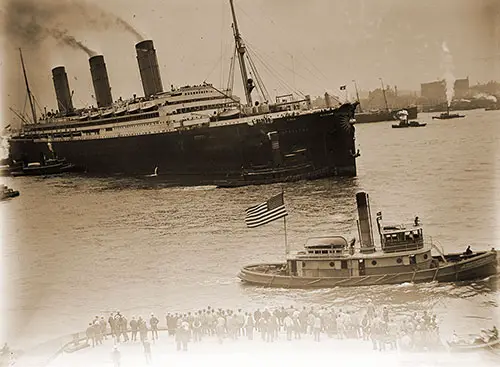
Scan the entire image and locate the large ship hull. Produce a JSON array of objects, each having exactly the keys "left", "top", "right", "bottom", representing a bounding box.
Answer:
[{"left": 8, "top": 105, "right": 358, "bottom": 187}]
